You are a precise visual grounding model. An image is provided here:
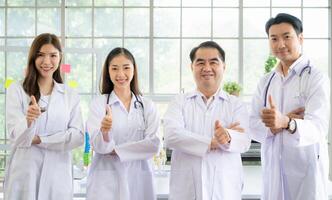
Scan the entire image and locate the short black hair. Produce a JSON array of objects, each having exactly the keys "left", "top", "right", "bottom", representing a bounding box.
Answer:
[
  {"left": 189, "top": 41, "right": 225, "bottom": 62},
  {"left": 265, "top": 13, "right": 303, "bottom": 35}
]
